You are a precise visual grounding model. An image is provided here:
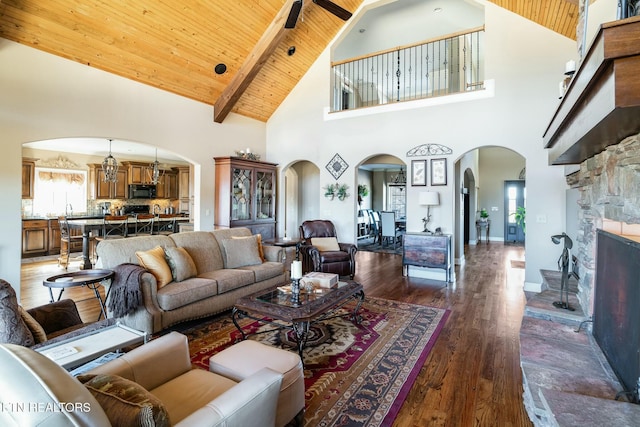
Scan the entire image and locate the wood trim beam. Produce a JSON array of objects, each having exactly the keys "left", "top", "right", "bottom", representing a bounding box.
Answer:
[{"left": 213, "top": 0, "right": 299, "bottom": 123}]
